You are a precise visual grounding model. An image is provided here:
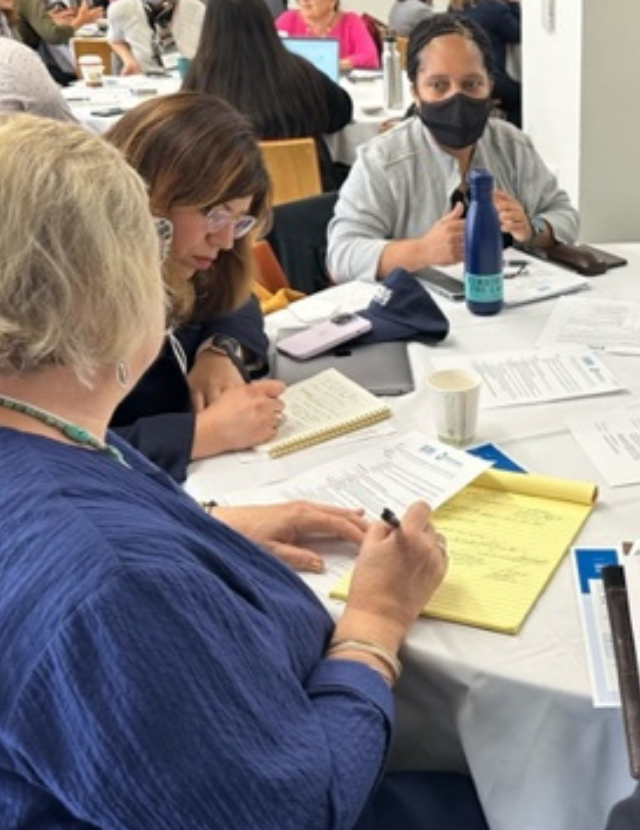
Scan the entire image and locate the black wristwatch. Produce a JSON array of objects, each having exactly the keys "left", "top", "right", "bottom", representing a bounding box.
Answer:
[{"left": 202, "top": 335, "right": 243, "bottom": 360}]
